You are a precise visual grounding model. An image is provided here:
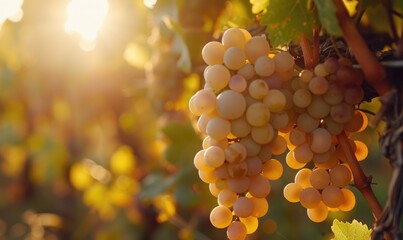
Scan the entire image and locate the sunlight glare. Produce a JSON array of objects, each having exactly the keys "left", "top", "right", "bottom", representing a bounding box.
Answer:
[
  {"left": 143, "top": 0, "right": 157, "bottom": 9},
  {"left": 65, "top": 0, "right": 109, "bottom": 42},
  {"left": 0, "top": 0, "right": 24, "bottom": 29}
]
